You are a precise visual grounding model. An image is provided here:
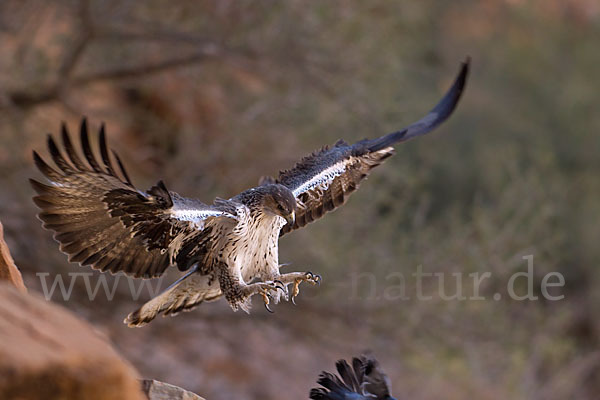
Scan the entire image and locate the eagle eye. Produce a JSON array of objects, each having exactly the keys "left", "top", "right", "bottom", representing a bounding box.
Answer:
[{"left": 277, "top": 204, "right": 285, "bottom": 212}]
